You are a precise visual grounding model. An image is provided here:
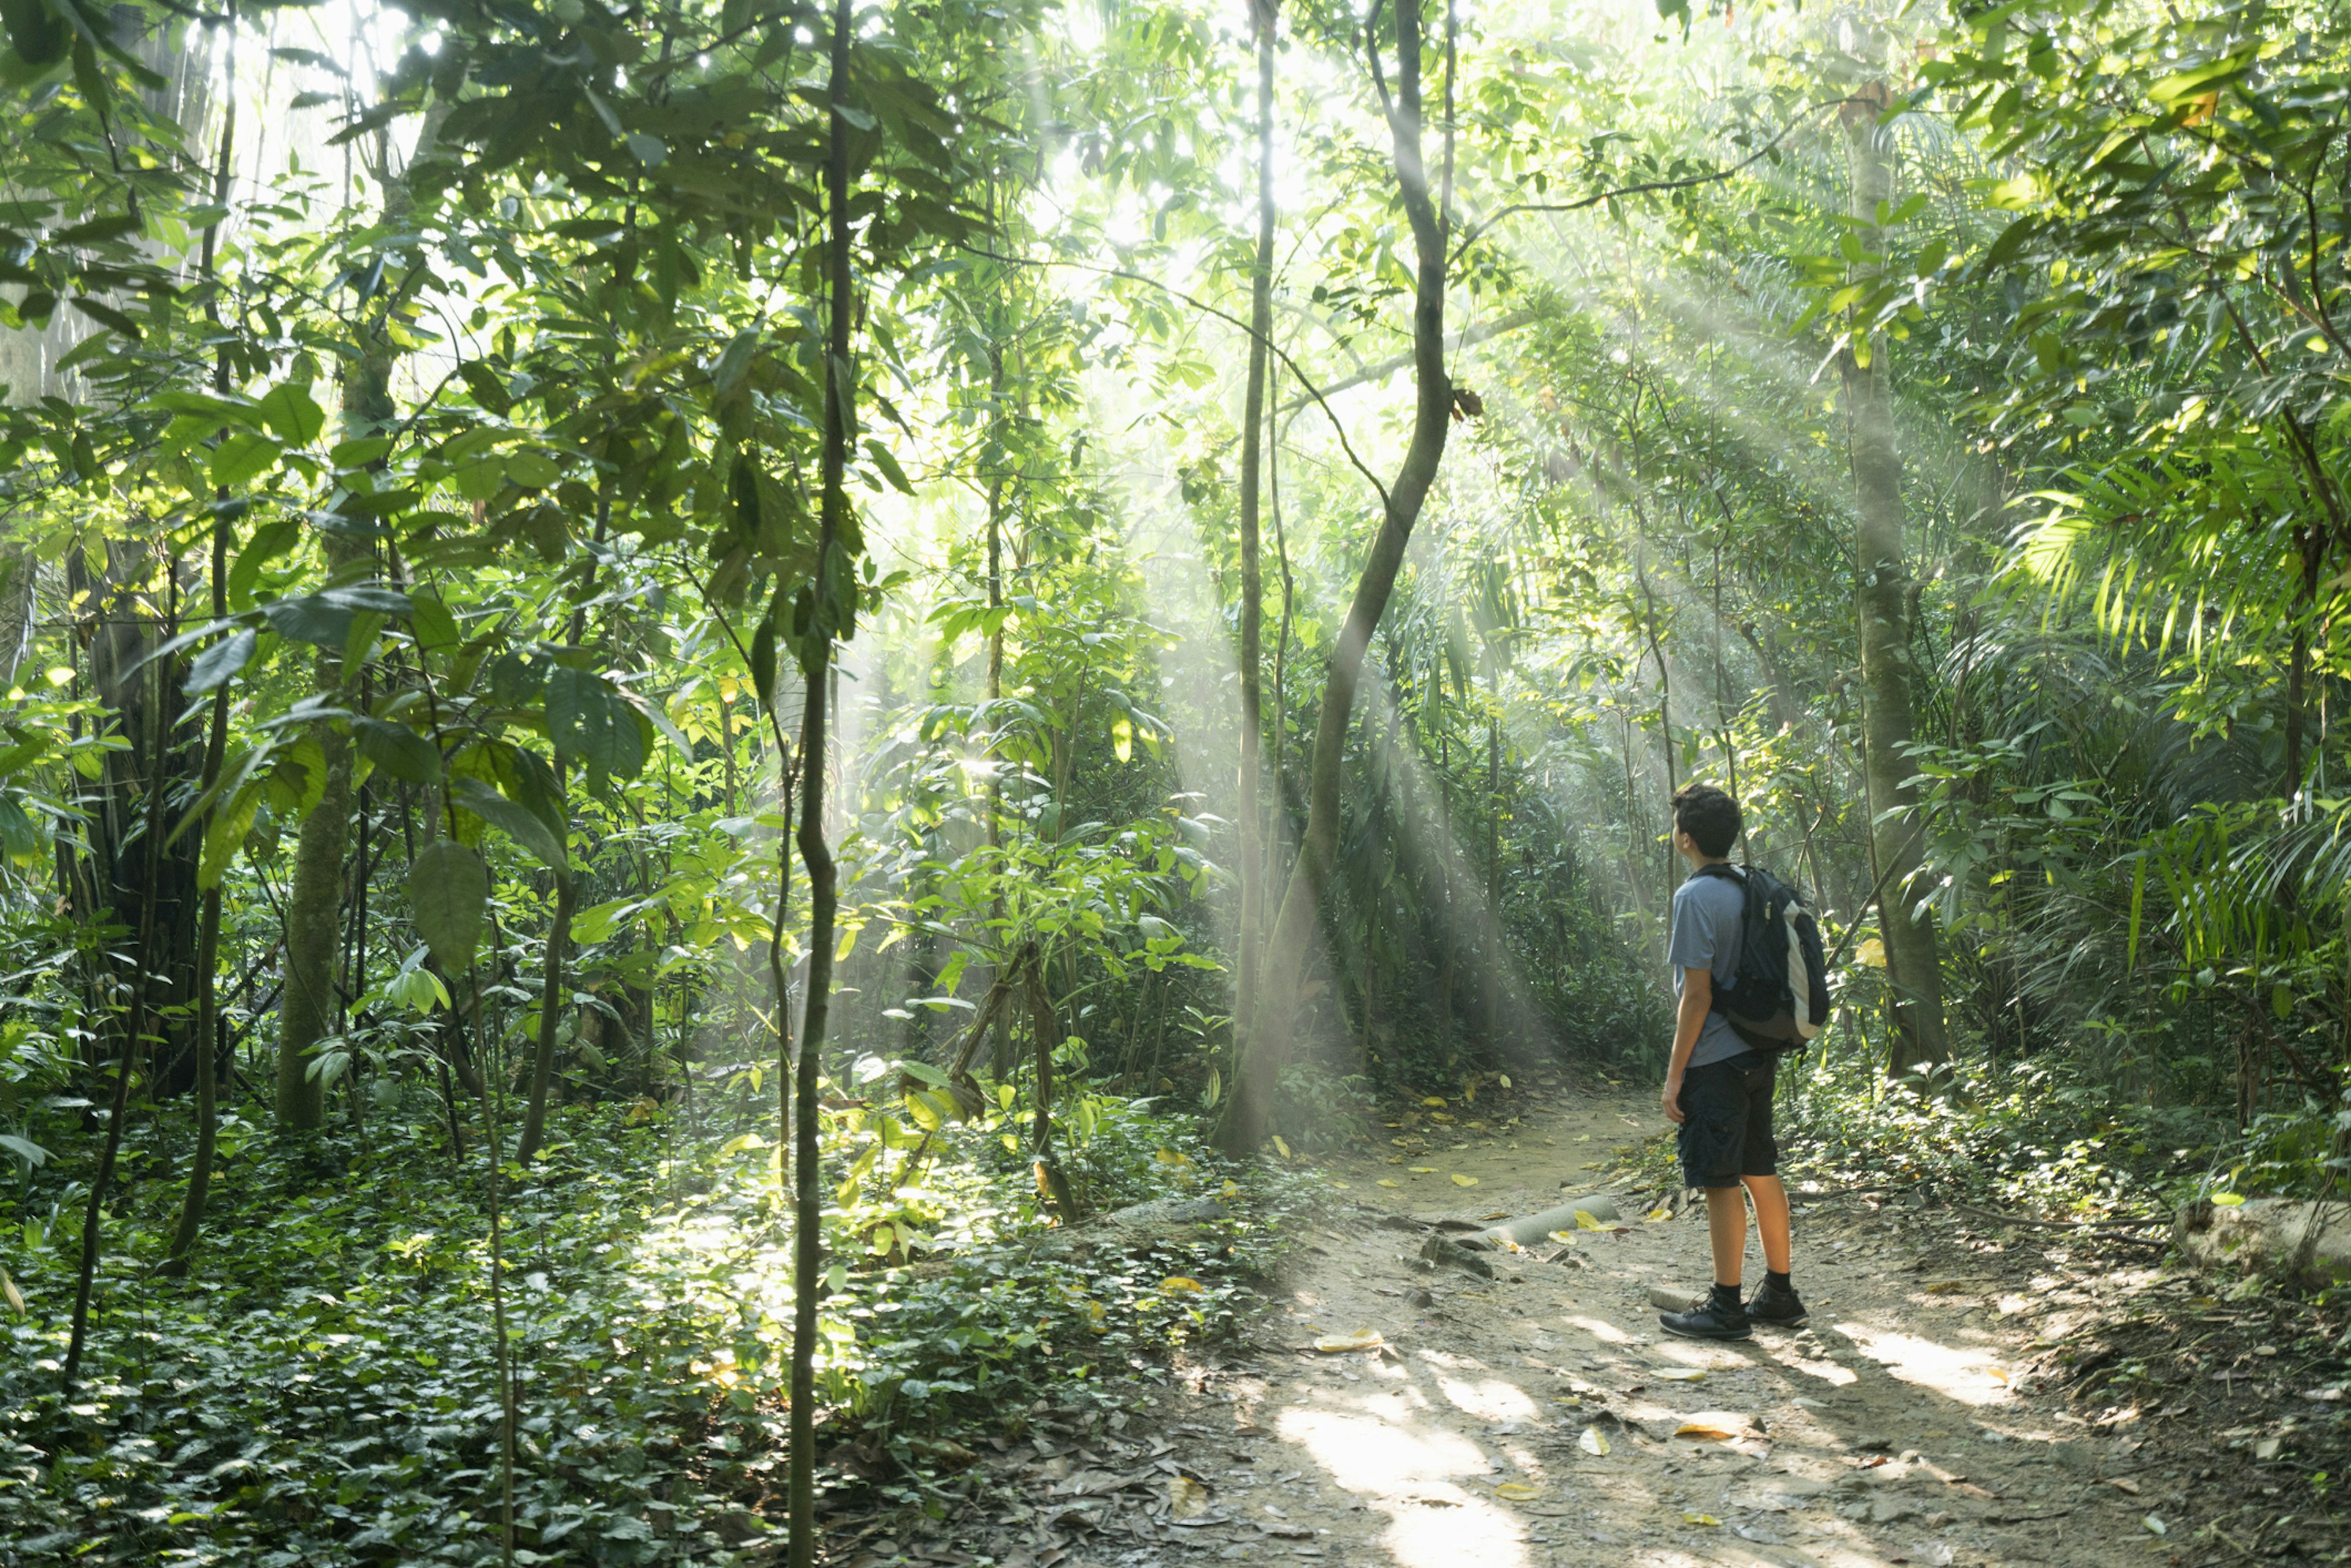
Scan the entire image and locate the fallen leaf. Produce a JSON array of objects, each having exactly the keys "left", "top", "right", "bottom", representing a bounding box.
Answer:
[
  {"left": 2143, "top": 1515, "right": 2167, "bottom": 1537},
  {"left": 1161, "top": 1276, "right": 1204, "bottom": 1294},
  {"left": 1683, "top": 1511, "right": 1721, "bottom": 1526},
  {"left": 1430, "top": 1112, "right": 1458, "bottom": 1124},
  {"left": 2254, "top": 1436, "right": 2281, "bottom": 1460},
  {"left": 1422, "top": 1097, "right": 1447, "bottom": 1108},
  {"left": 1676, "top": 1422, "right": 1741, "bottom": 1441},
  {"left": 1271, "top": 1135, "right": 1292, "bottom": 1159},
  {"left": 0, "top": 1267, "right": 21, "bottom": 1316},
  {"left": 1494, "top": 1481, "right": 1542, "bottom": 1500},
  {"left": 1155, "top": 1147, "right": 1191, "bottom": 1167},
  {"left": 1547, "top": 1230, "right": 1579, "bottom": 1245},
  {"left": 1169, "top": 1476, "right": 1212, "bottom": 1520},
  {"left": 1451, "top": 1174, "right": 1480, "bottom": 1187},
  {"left": 1479, "top": 1210, "right": 1510, "bottom": 1220},
  {"left": 1573, "top": 1209, "right": 1607, "bottom": 1231},
  {"left": 1313, "top": 1328, "right": 1385, "bottom": 1353},
  {"left": 1579, "top": 1426, "right": 1610, "bottom": 1456},
  {"left": 1497, "top": 1075, "right": 1512, "bottom": 1089},
  {"left": 1652, "top": 1368, "right": 1706, "bottom": 1382},
  {"left": 1377, "top": 1178, "right": 1402, "bottom": 1188},
  {"left": 2108, "top": 1478, "right": 2142, "bottom": 1496},
  {"left": 1409, "top": 1166, "right": 1436, "bottom": 1174},
  {"left": 1645, "top": 1206, "right": 1673, "bottom": 1222},
  {"left": 1924, "top": 1280, "right": 1971, "bottom": 1295}
]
